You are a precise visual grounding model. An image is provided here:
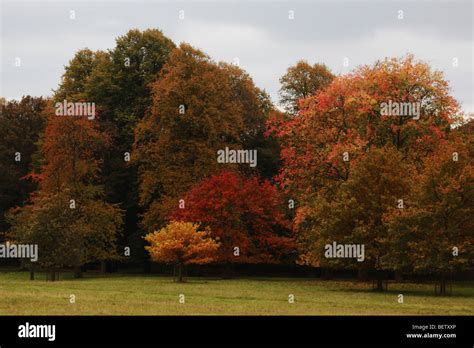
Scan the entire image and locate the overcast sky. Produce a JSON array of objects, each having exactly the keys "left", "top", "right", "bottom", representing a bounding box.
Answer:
[{"left": 1, "top": 0, "right": 472, "bottom": 113}]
